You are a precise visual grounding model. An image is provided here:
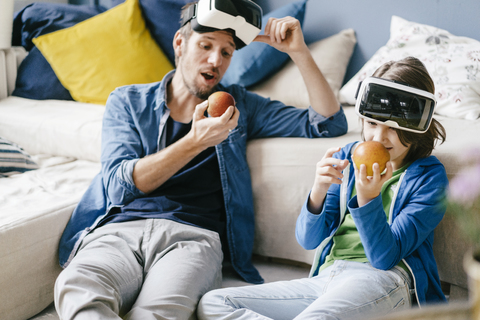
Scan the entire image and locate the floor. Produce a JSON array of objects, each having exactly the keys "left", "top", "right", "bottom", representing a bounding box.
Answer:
[{"left": 29, "top": 256, "right": 311, "bottom": 319}]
